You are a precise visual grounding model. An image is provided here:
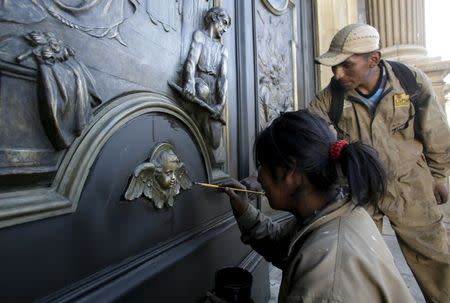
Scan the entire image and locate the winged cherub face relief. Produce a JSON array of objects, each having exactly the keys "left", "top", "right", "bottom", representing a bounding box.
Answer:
[
  {"left": 154, "top": 151, "right": 178, "bottom": 190},
  {"left": 124, "top": 143, "right": 192, "bottom": 209}
]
